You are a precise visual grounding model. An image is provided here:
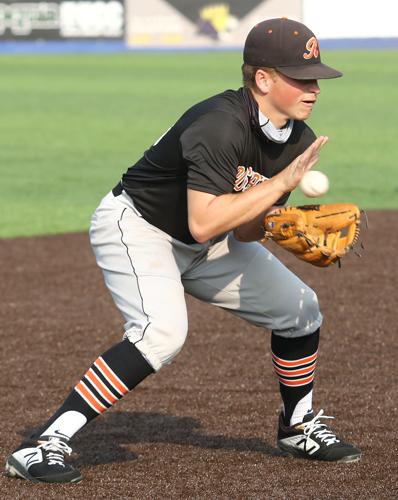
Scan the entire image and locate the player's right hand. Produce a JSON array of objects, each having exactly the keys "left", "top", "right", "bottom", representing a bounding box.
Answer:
[{"left": 276, "top": 136, "right": 328, "bottom": 193}]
